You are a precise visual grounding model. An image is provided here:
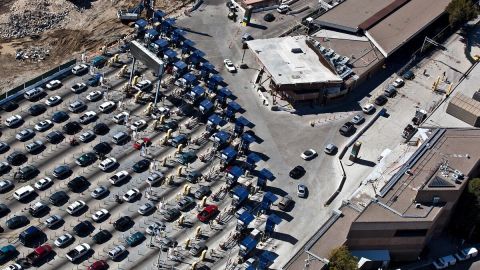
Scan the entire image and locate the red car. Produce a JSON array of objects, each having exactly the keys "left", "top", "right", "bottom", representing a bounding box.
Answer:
[
  {"left": 197, "top": 205, "right": 218, "bottom": 222},
  {"left": 88, "top": 260, "right": 108, "bottom": 270},
  {"left": 133, "top": 137, "right": 151, "bottom": 150}
]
